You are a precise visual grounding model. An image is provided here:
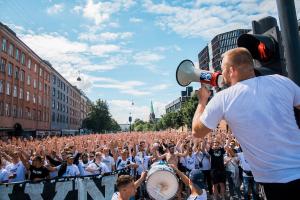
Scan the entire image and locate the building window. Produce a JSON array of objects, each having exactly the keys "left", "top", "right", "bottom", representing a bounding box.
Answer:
[
  {"left": 21, "top": 53, "right": 25, "bottom": 65},
  {"left": 12, "top": 105, "right": 17, "bottom": 117},
  {"left": 0, "top": 58, "right": 6, "bottom": 72},
  {"left": 20, "top": 70, "right": 25, "bottom": 81},
  {"left": 13, "top": 85, "right": 17, "bottom": 97},
  {"left": 38, "top": 95, "right": 41, "bottom": 105},
  {"left": 27, "top": 75, "right": 31, "bottom": 85},
  {"left": 33, "top": 79, "right": 37, "bottom": 88},
  {"left": 25, "top": 107, "right": 31, "bottom": 119},
  {"left": 38, "top": 110, "right": 41, "bottom": 121},
  {"left": 0, "top": 80, "right": 3, "bottom": 93},
  {"left": 32, "top": 109, "right": 36, "bottom": 120},
  {"left": 0, "top": 101, "right": 3, "bottom": 116},
  {"left": 39, "top": 68, "right": 43, "bottom": 77},
  {"left": 6, "top": 82, "right": 10, "bottom": 95},
  {"left": 7, "top": 63, "right": 12, "bottom": 76},
  {"left": 19, "top": 88, "right": 23, "bottom": 99},
  {"left": 52, "top": 75, "right": 56, "bottom": 84},
  {"left": 32, "top": 94, "right": 36, "bottom": 104},
  {"left": 5, "top": 103, "right": 10, "bottom": 116},
  {"left": 14, "top": 67, "right": 19, "bottom": 79},
  {"left": 15, "top": 48, "right": 20, "bottom": 61},
  {"left": 2, "top": 38, "right": 7, "bottom": 52},
  {"left": 57, "top": 102, "right": 59, "bottom": 110},
  {"left": 52, "top": 100, "right": 55, "bottom": 109},
  {"left": 34, "top": 64, "right": 37, "bottom": 73},
  {"left": 8, "top": 43, "right": 14, "bottom": 56},
  {"left": 26, "top": 91, "right": 30, "bottom": 101},
  {"left": 39, "top": 81, "right": 42, "bottom": 91},
  {"left": 52, "top": 88, "right": 55, "bottom": 96},
  {"left": 18, "top": 107, "right": 23, "bottom": 118},
  {"left": 56, "top": 113, "right": 59, "bottom": 123},
  {"left": 27, "top": 58, "right": 31, "bottom": 69}
]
